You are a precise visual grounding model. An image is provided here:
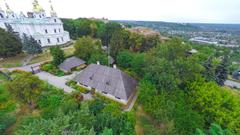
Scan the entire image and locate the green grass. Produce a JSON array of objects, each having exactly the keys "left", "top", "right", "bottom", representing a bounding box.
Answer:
[
  {"left": 28, "top": 46, "right": 75, "bottom": 65},
  {"left": 0, "top": 53, "right": 27, "bottom": 68}
]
